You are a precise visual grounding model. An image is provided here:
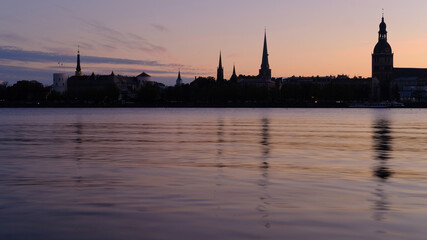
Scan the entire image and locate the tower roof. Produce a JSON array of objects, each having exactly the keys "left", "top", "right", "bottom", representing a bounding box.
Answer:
[
  {"left": 76, "top": 48, "right": 81, "bottom": 72},
  {"left": 374, "top": 41, "right": 392, "bottom": 54},
  {"left": 75, "top": 46, "right": 82, "bottom": 76},
  {"left": 137, "top": 72, "right": 150, "bottom": 77},
  {"left": 374, "top": 15, "right": 392, "bottom": 54},
  {"left": 379, "top": 17, "right": 387, "bottom": 36},
  {"left": 261, "top": 30, "right": 269, "bottom": 69},
  {"left": 177, "top": 70, "right": 182, "bottom": 81},
  {"left": 218, "top": 51, "right": 223, "bottom": 69}
]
